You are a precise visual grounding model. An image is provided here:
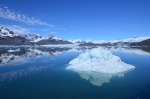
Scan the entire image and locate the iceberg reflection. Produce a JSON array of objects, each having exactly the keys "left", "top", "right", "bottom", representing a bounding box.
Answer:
[
  {"left": 70, "top": 70, "right": 126, "bottom": 86},
  {"left": 66, "top": 47, "right": 135, "bottom": 86}
]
